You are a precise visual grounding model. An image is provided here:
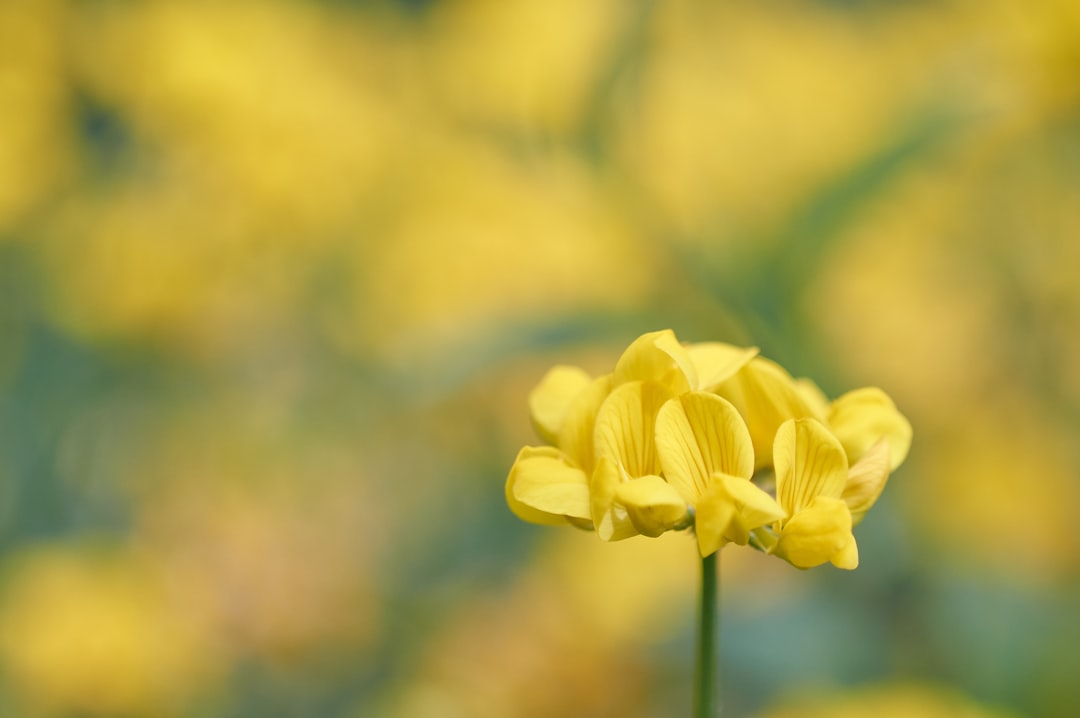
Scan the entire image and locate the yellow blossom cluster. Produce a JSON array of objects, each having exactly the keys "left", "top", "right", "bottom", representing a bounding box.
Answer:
[{"left": 507, "top": 330, "right": 911, "bottom": 569}]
